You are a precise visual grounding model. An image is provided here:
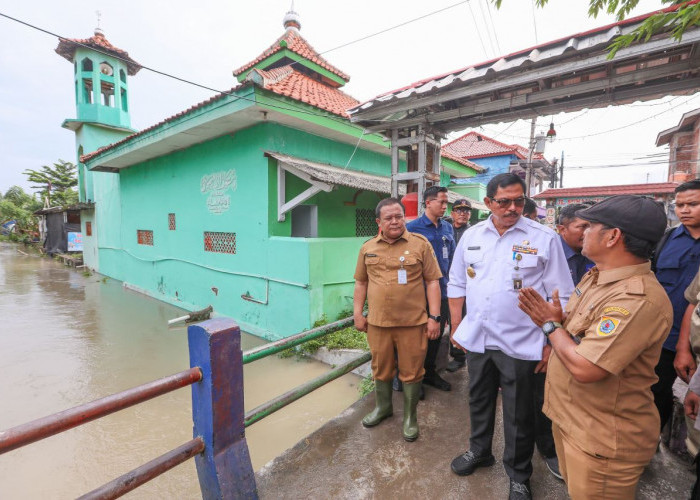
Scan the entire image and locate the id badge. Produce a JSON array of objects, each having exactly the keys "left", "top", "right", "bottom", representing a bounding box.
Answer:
[
  {"left": 442, "top": 246, "right": 449, "bottom": 259},
  {"left": 398, "top": 269, "right": 407, "bottom": 284},
  {"left": 512, "top": 271, "right": 523, "bottom": 290}
]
